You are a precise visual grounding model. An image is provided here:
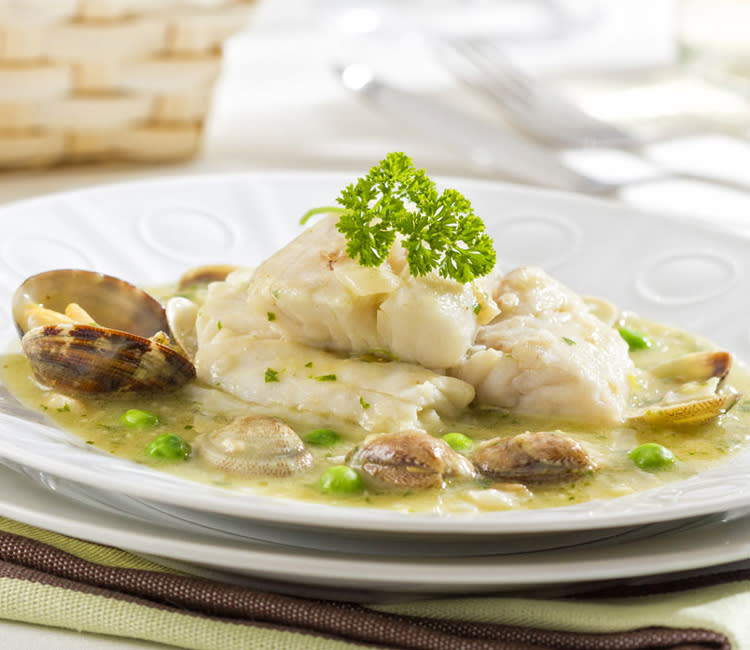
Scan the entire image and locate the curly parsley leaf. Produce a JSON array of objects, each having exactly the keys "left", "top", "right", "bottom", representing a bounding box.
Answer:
[{"left": 332, "top": 153, "right": 495, "bottom": 282}]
